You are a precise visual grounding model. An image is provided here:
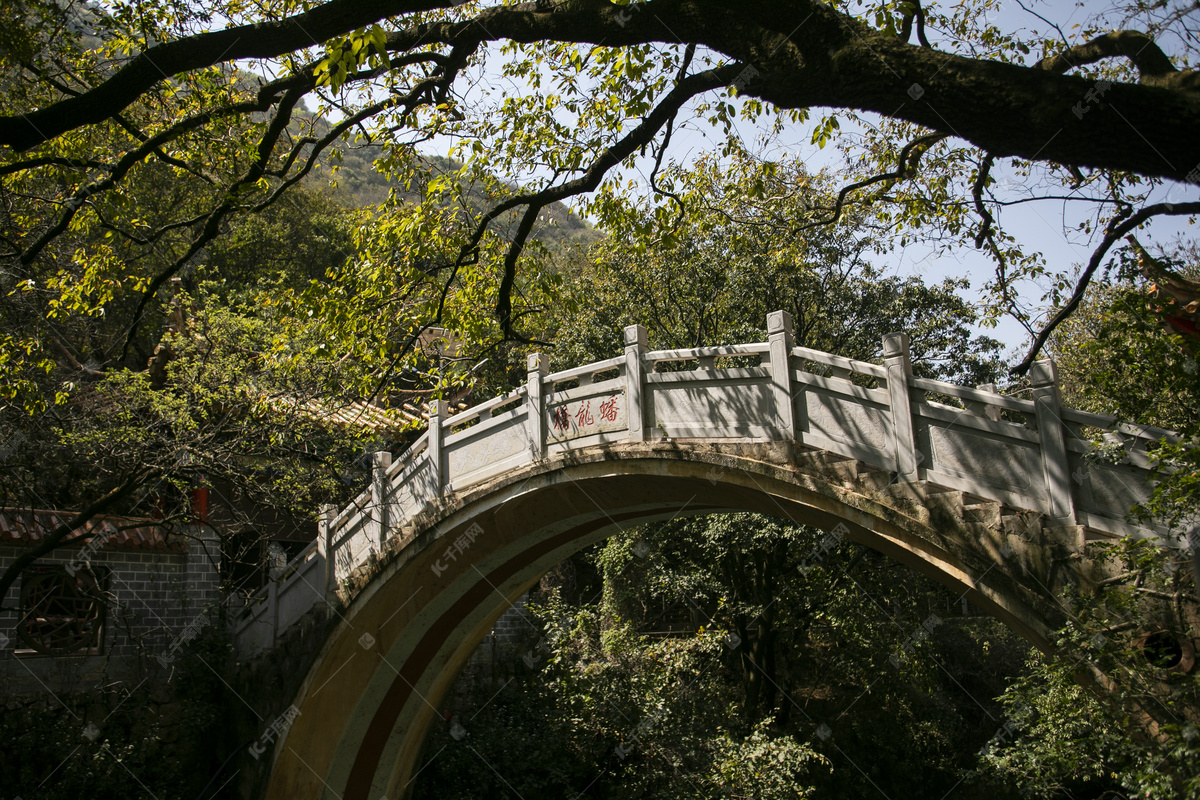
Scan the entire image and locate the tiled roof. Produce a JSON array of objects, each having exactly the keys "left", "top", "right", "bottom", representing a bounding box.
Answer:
[
  {"left": 0, "top": 508, "right": 186, "bottom": 552},
  {"left": 289, "top": 398, "right": 471, "bottom": 432}
]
